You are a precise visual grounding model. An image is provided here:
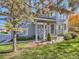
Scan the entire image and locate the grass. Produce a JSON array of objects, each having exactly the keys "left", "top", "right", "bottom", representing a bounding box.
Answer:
[
  {"left": 1, "top": 38, "right": 79, "bottom": 59},
  {"left": 11, "top": 38, "right": 79, "bottom": 59},
  {"left": 0, "top": 42, "right": 29, "bottom": 53},
  {"left": 0, "top": 42, "right": 30, "bottom": 59}
]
